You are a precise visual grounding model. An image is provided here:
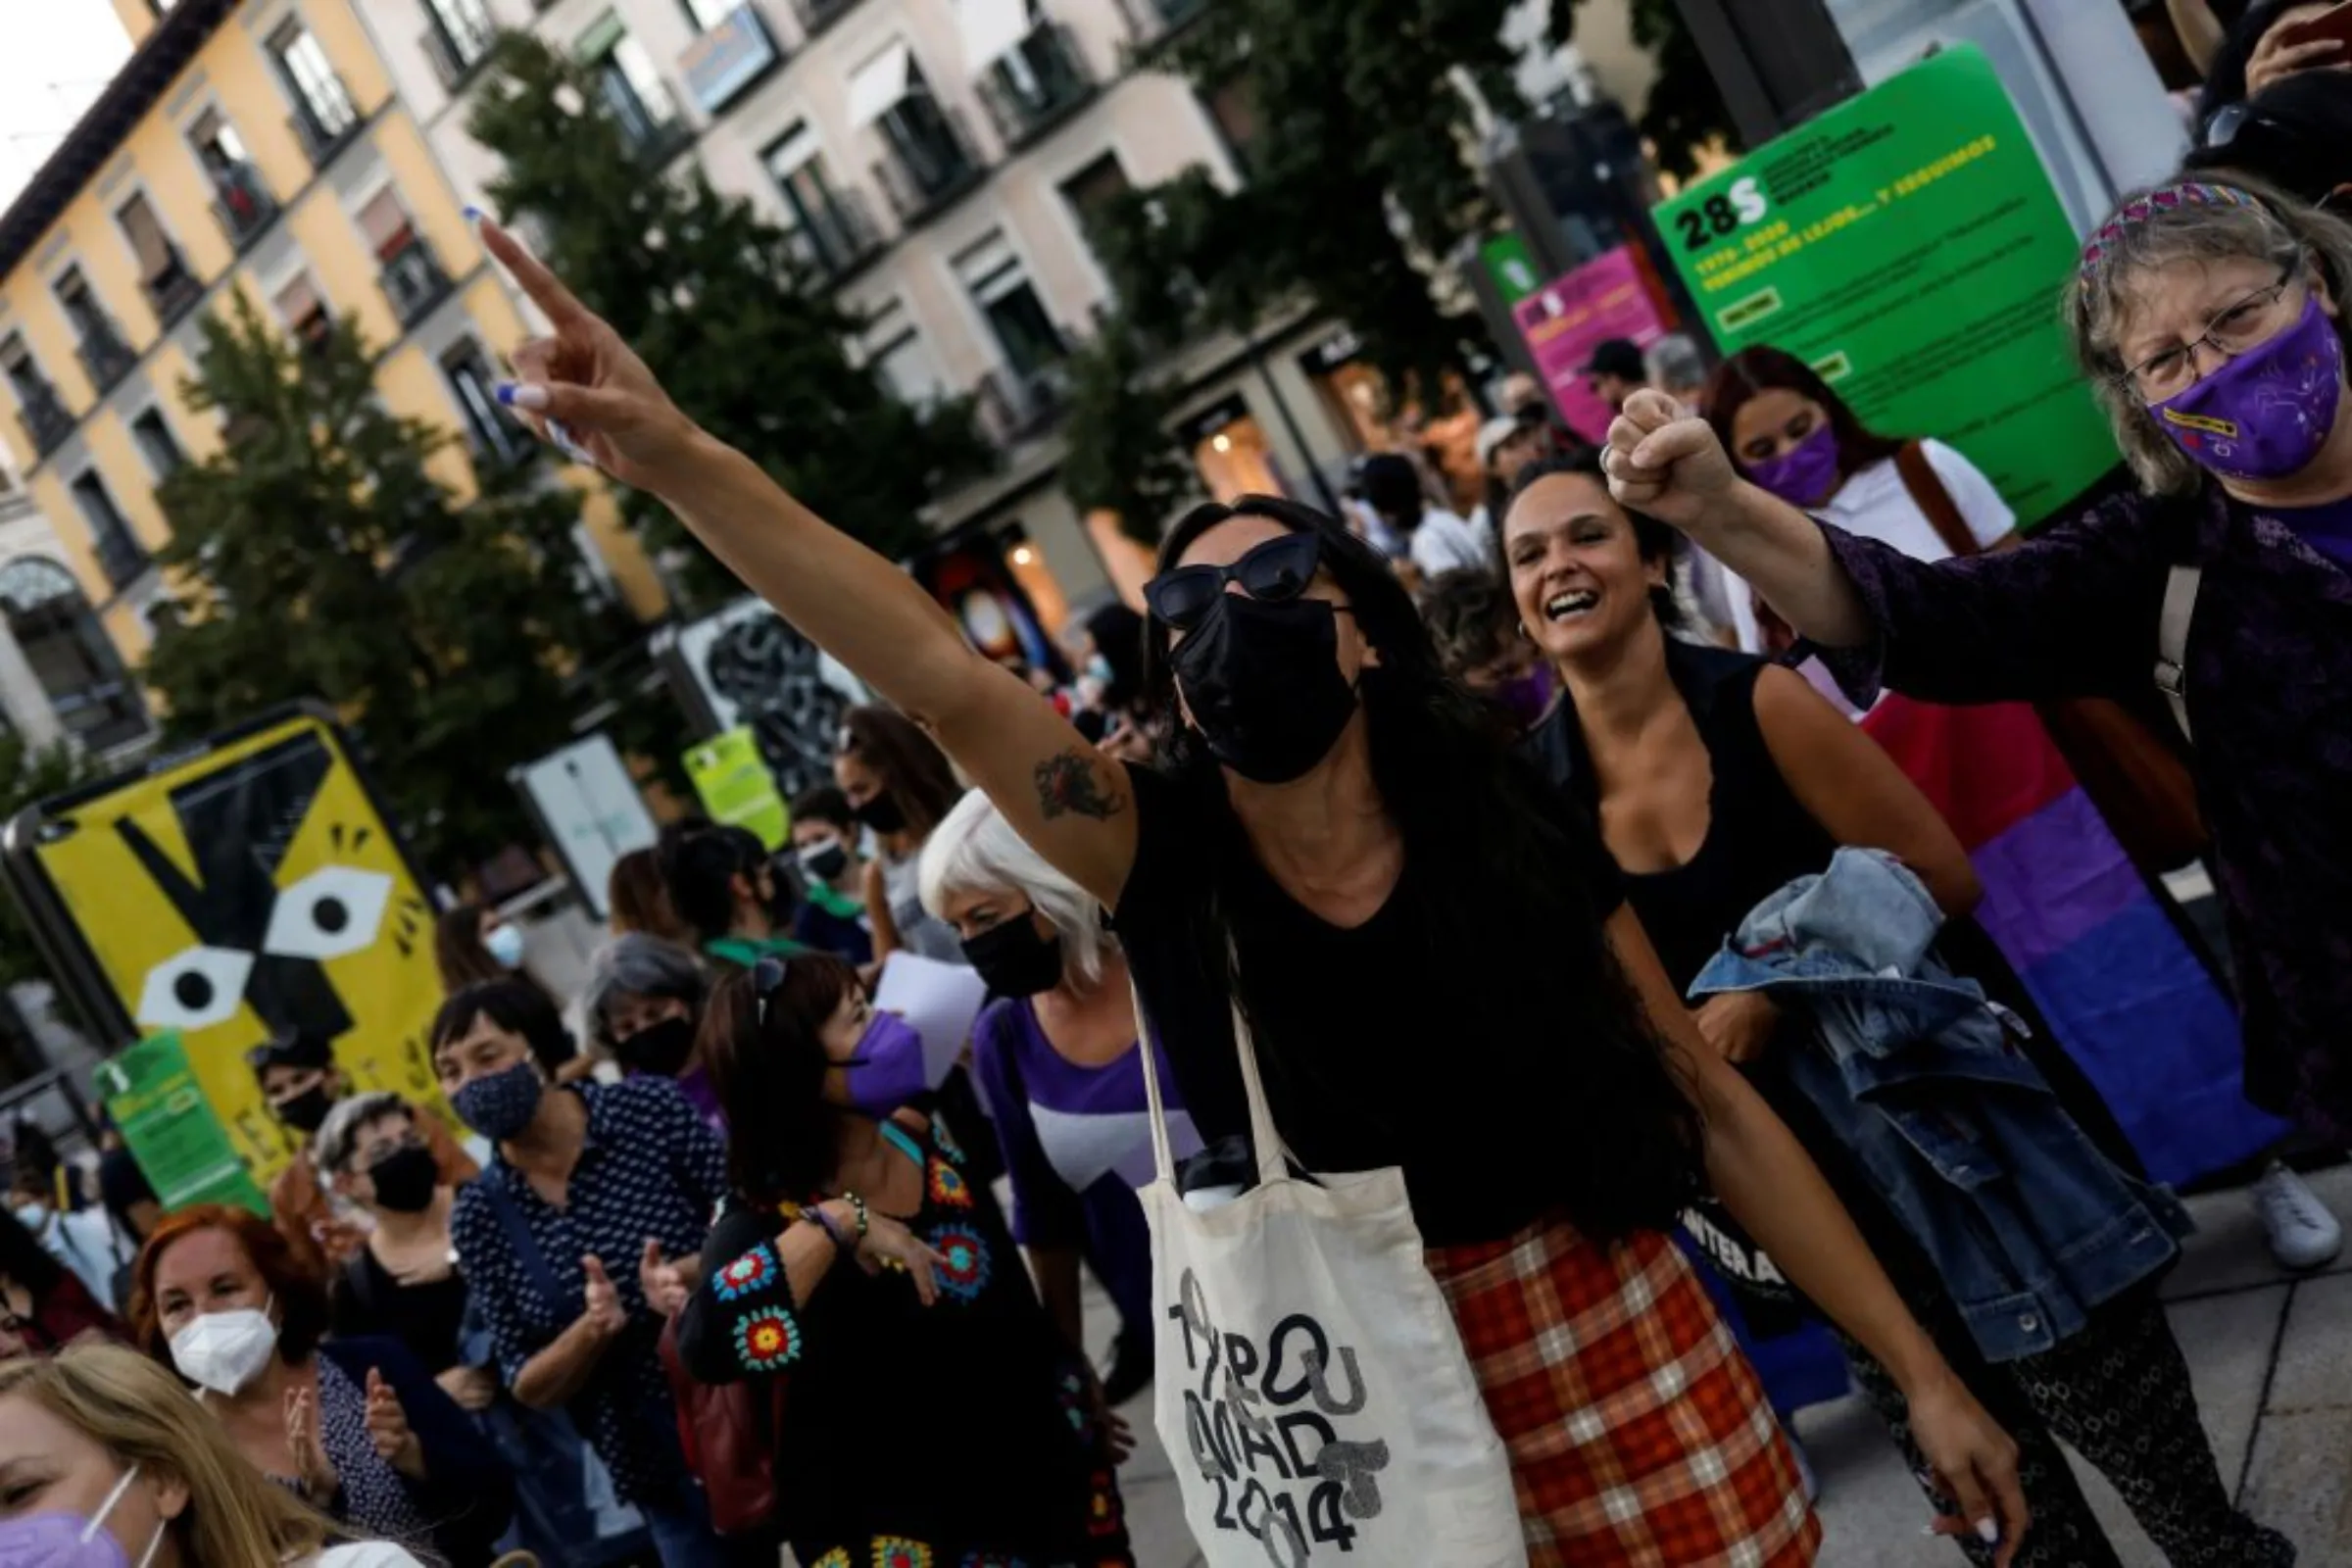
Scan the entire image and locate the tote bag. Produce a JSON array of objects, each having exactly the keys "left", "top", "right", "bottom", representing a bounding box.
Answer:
[{"left": 1134, "top": 988, "right": 1526, "bottom": 1567}]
